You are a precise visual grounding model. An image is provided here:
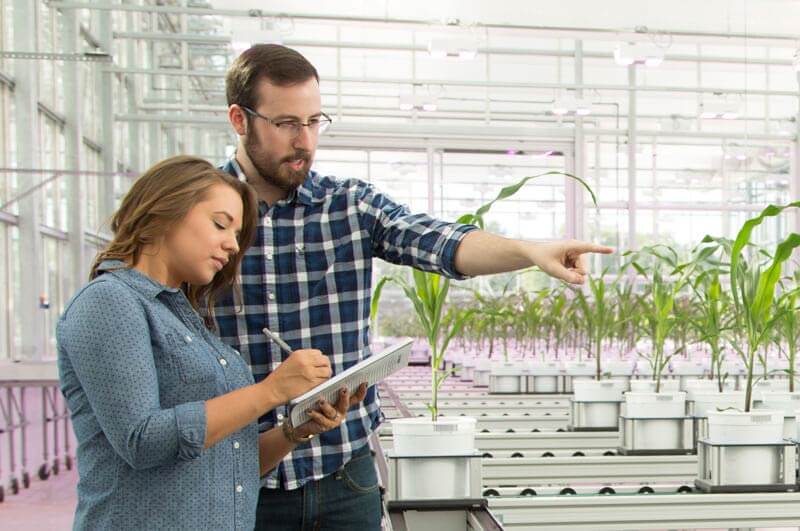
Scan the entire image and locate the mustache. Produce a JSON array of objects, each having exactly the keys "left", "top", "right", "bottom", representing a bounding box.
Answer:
[{"left": 281, "top": 151, "right": 311, "bottom": 164}]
